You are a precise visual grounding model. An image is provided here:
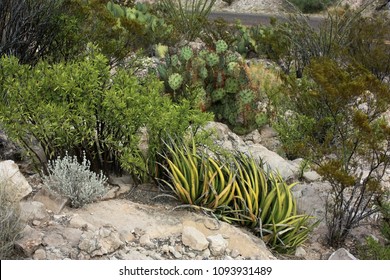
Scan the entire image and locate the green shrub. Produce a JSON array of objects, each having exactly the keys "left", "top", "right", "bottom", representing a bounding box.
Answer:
[
  {"left": 0, "top": 46, "right": 211, "bottom": 181},
  {"left": 159, "top": 138, "right": 317, "bottom": 252},
  {"left": 43, "top": 152, "right": 107, "bottom": 208},
  {"left": 0, "top": 183, "right": 23, "bottom": 259}
]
